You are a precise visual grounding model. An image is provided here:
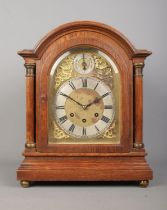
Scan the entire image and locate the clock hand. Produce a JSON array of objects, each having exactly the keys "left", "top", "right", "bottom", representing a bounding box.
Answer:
[
  {"left": 84, "top": 92, "right": 111, "bottom": 110},
  {"left": 84, "top": 97, "right": 101, "bottom": 110},
  {"left": 60, "top": 93, "right": 84, "bottom": 108}
]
